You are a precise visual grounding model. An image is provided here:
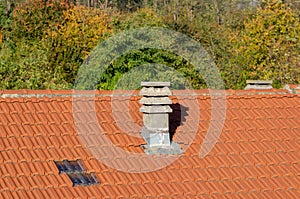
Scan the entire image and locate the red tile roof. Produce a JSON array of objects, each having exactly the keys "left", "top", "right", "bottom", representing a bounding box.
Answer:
[{"left": 0, "top": 89, "right": 300, "bottom": 198}]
